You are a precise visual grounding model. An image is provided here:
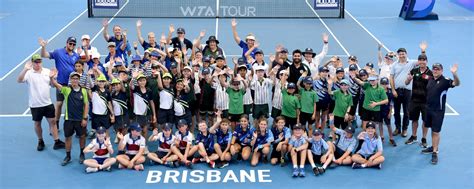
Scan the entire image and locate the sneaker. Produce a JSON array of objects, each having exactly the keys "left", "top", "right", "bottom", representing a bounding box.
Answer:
[
  {"left": 352, "top": 163, "right": 363, "bottom": 169},
  {"left": 53, "top": 140, "right": 65, "bottom": 150},
  {"left": 262, "top": 156, "right": 268, "bottom": 164},
  {"left": 192, "top": 158, "right": 201, "bottom": 164},
  {"left": 422, "top": 146, "right": 433, "bottom": 154},
  {"left": 292, "top": 168, "right": 299, "bottom": 177},
  {"left": 37, "top": 140, "right": 45, "bottom": 151},
  {"left": 318, "top": 167, "right": 325, "bottom": 174},
  {"left": 298, "top": 168, "right": 305, "bottom": 177},
  {"left": 79, "top": 153, "right": 85, "bottom": 164},
  {"left": 389, "top": 139, "right": 397, "bottom": 147},
  {"left": 431, "top": 152, "right": 438, "bottom": 165},
  {"left": 312, "top": 167, "right": 320, "bottom": 176},
  {"left": 405, "top": 136, "right": 417, "bottom": 145},
  {"left": 377, "top": 163, "right": 382, "bottom": 169},
  {"left": 421, "top": 138, "right": 428, "bottom": 148},
  {"left": 280, "top": 158, "right": 287, "bottom": 167},
  {"left": 85, "top": 167, "right": 98, "bottom": 173},
  {"left": 392, "top": 129, "right": 400, "bottom": 136},
  {"left": 218, "top": 162, "right": 229, "bottom": 169},
  {"left": 209, "top": 160, "right": 216, "bottom": 169},
  {"left": 61, "top": 156, "right": 71, "bottom": 166},
  {"left": 401, "top": 130, "right": 408, "bottom": 137},
  {"left": 381, "top": 137, "right": 385, "bottom": 143},
  {"left": 185, "top": 161, "right": 193, "bottom": 169},
  {"left": 104, "top": 166, "right": 112, "bottom": 172}
]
